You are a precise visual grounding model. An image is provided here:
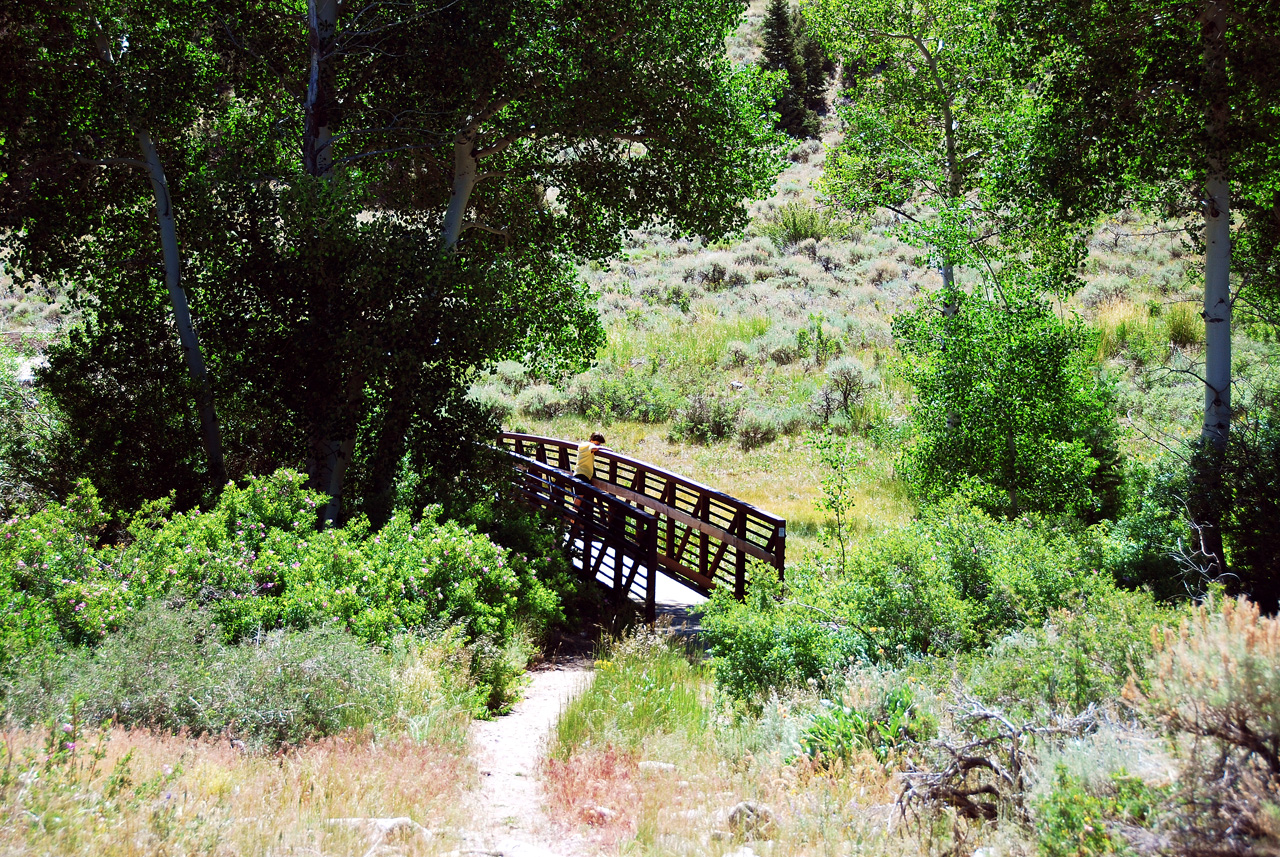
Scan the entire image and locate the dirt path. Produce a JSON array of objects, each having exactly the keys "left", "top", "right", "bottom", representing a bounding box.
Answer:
[{"left": 458, "top": 662, "right": 595, "bottom": 857}]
